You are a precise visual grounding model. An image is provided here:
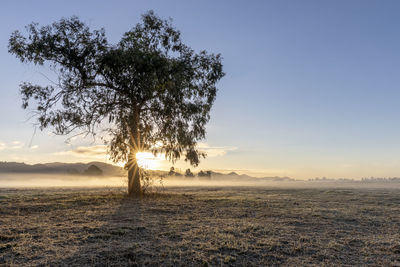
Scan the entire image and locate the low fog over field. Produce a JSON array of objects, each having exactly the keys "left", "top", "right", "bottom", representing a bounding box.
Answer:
[{"left": 2, "top": 172, "right": 400, "bottom": 190}]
